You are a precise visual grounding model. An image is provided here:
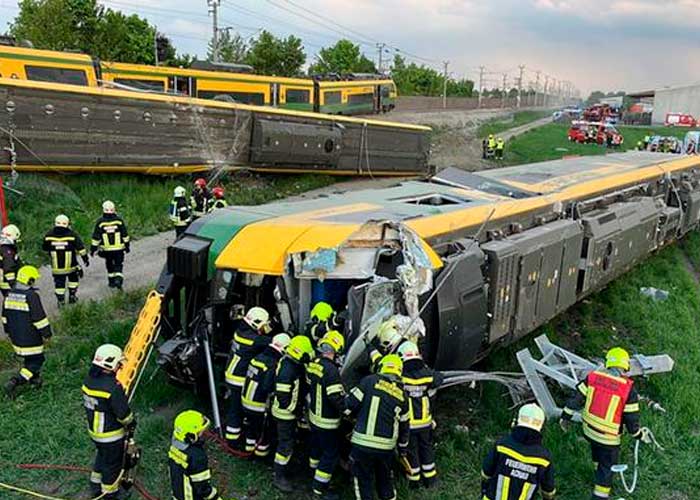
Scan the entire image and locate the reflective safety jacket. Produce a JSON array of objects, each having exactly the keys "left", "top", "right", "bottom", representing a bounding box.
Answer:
[
  {"left": 2, "top": 284, "right": 51, "bottom": 356},
  {"left": 563, "top": 369, "right": 640, "bottom": 446},
  {"left": 170, "top": 197, "right": 192, "bottom": 227},
  {"left": 169, "top": 439, "right": 222, "bottom": 500},
  {"left": 271, "top": 355, "right": 307, "bottom": 421},
  {"left": 81, "top": 367, "right": 134, "bottom": 444},
  {"left": 224, "top": 322, "right": 269, "bottom": 388},
  {"left": 208, "top": 199, "right": 228, "bottom": 211},
  {"left": 91, "top": 214, "right": 130, "bottom": 253},
  {"left": 242, "top": 346, "right": 282, "bottom": 413},
  {"left": 191, "top": 188, "right": 211, "bottom": 218},
  {"left": 487, "top": 137, "right": 497, "bottom": 149},
  {"left": 481, "top": 426, "right": 556, "bottom": 500},
  {"left": 402, "top": 358, "right": 444, "bottom": 430},
  {"left": 42, "top": 226, "right": 88, "bottom": 275},
  {"left": 307, "top": 356, "right": 346, "bottom": 430},
  {"left": 0, "top": 239, "right": 21, "bottom": 292},
  {"left": 346, "top": 373, "right": 410, "bottom": 452},
  {"left": 496, "top": 139, "right": 505, "bottom": 150}
]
